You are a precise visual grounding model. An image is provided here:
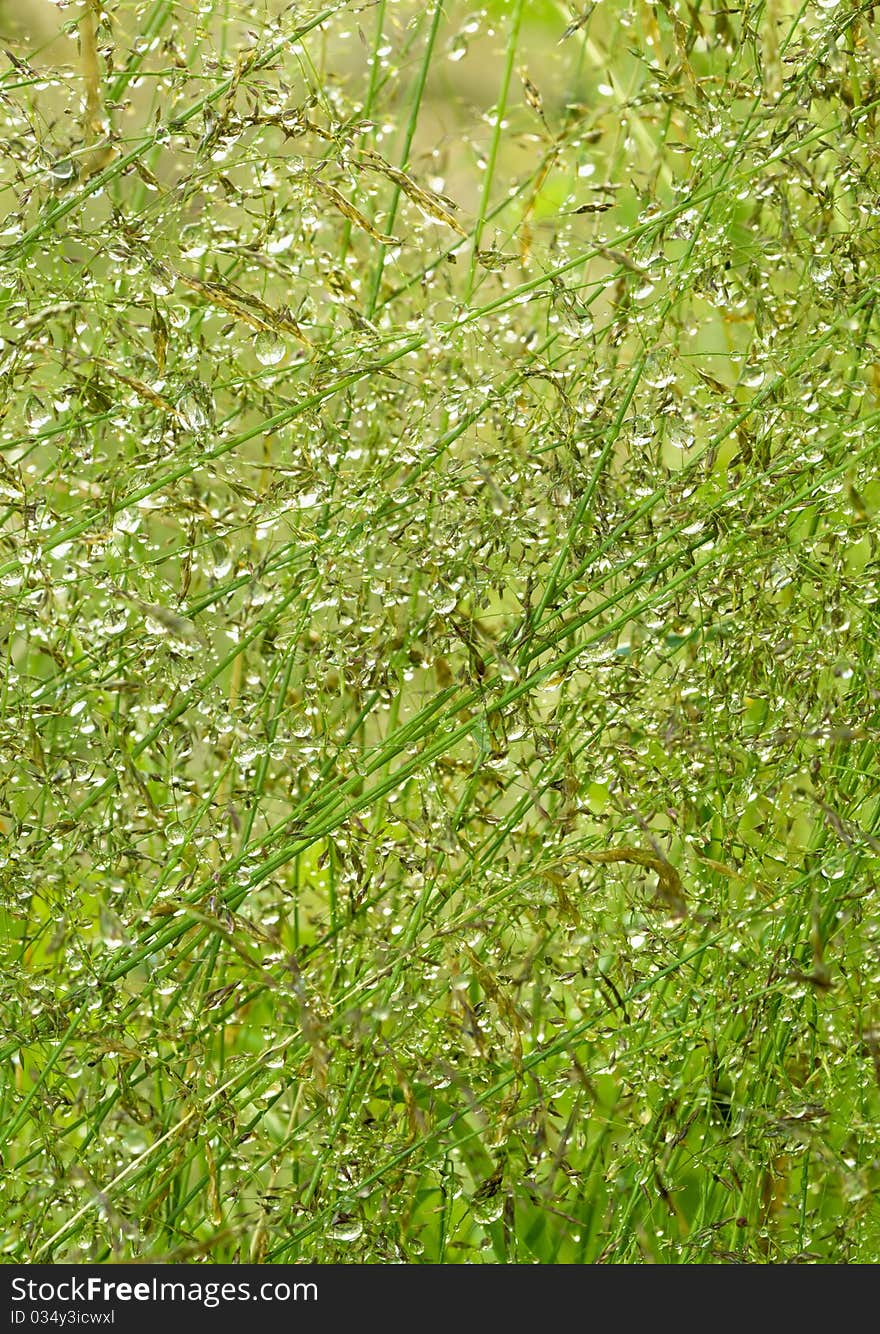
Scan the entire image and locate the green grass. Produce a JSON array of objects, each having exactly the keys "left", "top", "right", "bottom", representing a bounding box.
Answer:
[{"left": 1, "top": 0, "right": 880, "bottom": 1263}]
